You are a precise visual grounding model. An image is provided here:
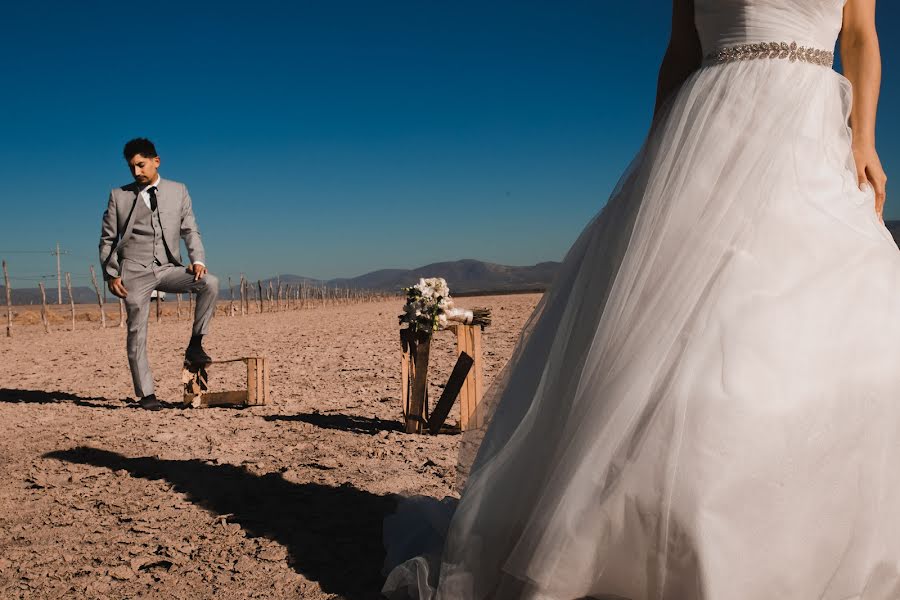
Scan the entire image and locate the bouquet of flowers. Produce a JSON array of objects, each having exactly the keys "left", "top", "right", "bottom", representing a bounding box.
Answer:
[{"left": 399, "top": 277, "right": 491, "bottom": 334}]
